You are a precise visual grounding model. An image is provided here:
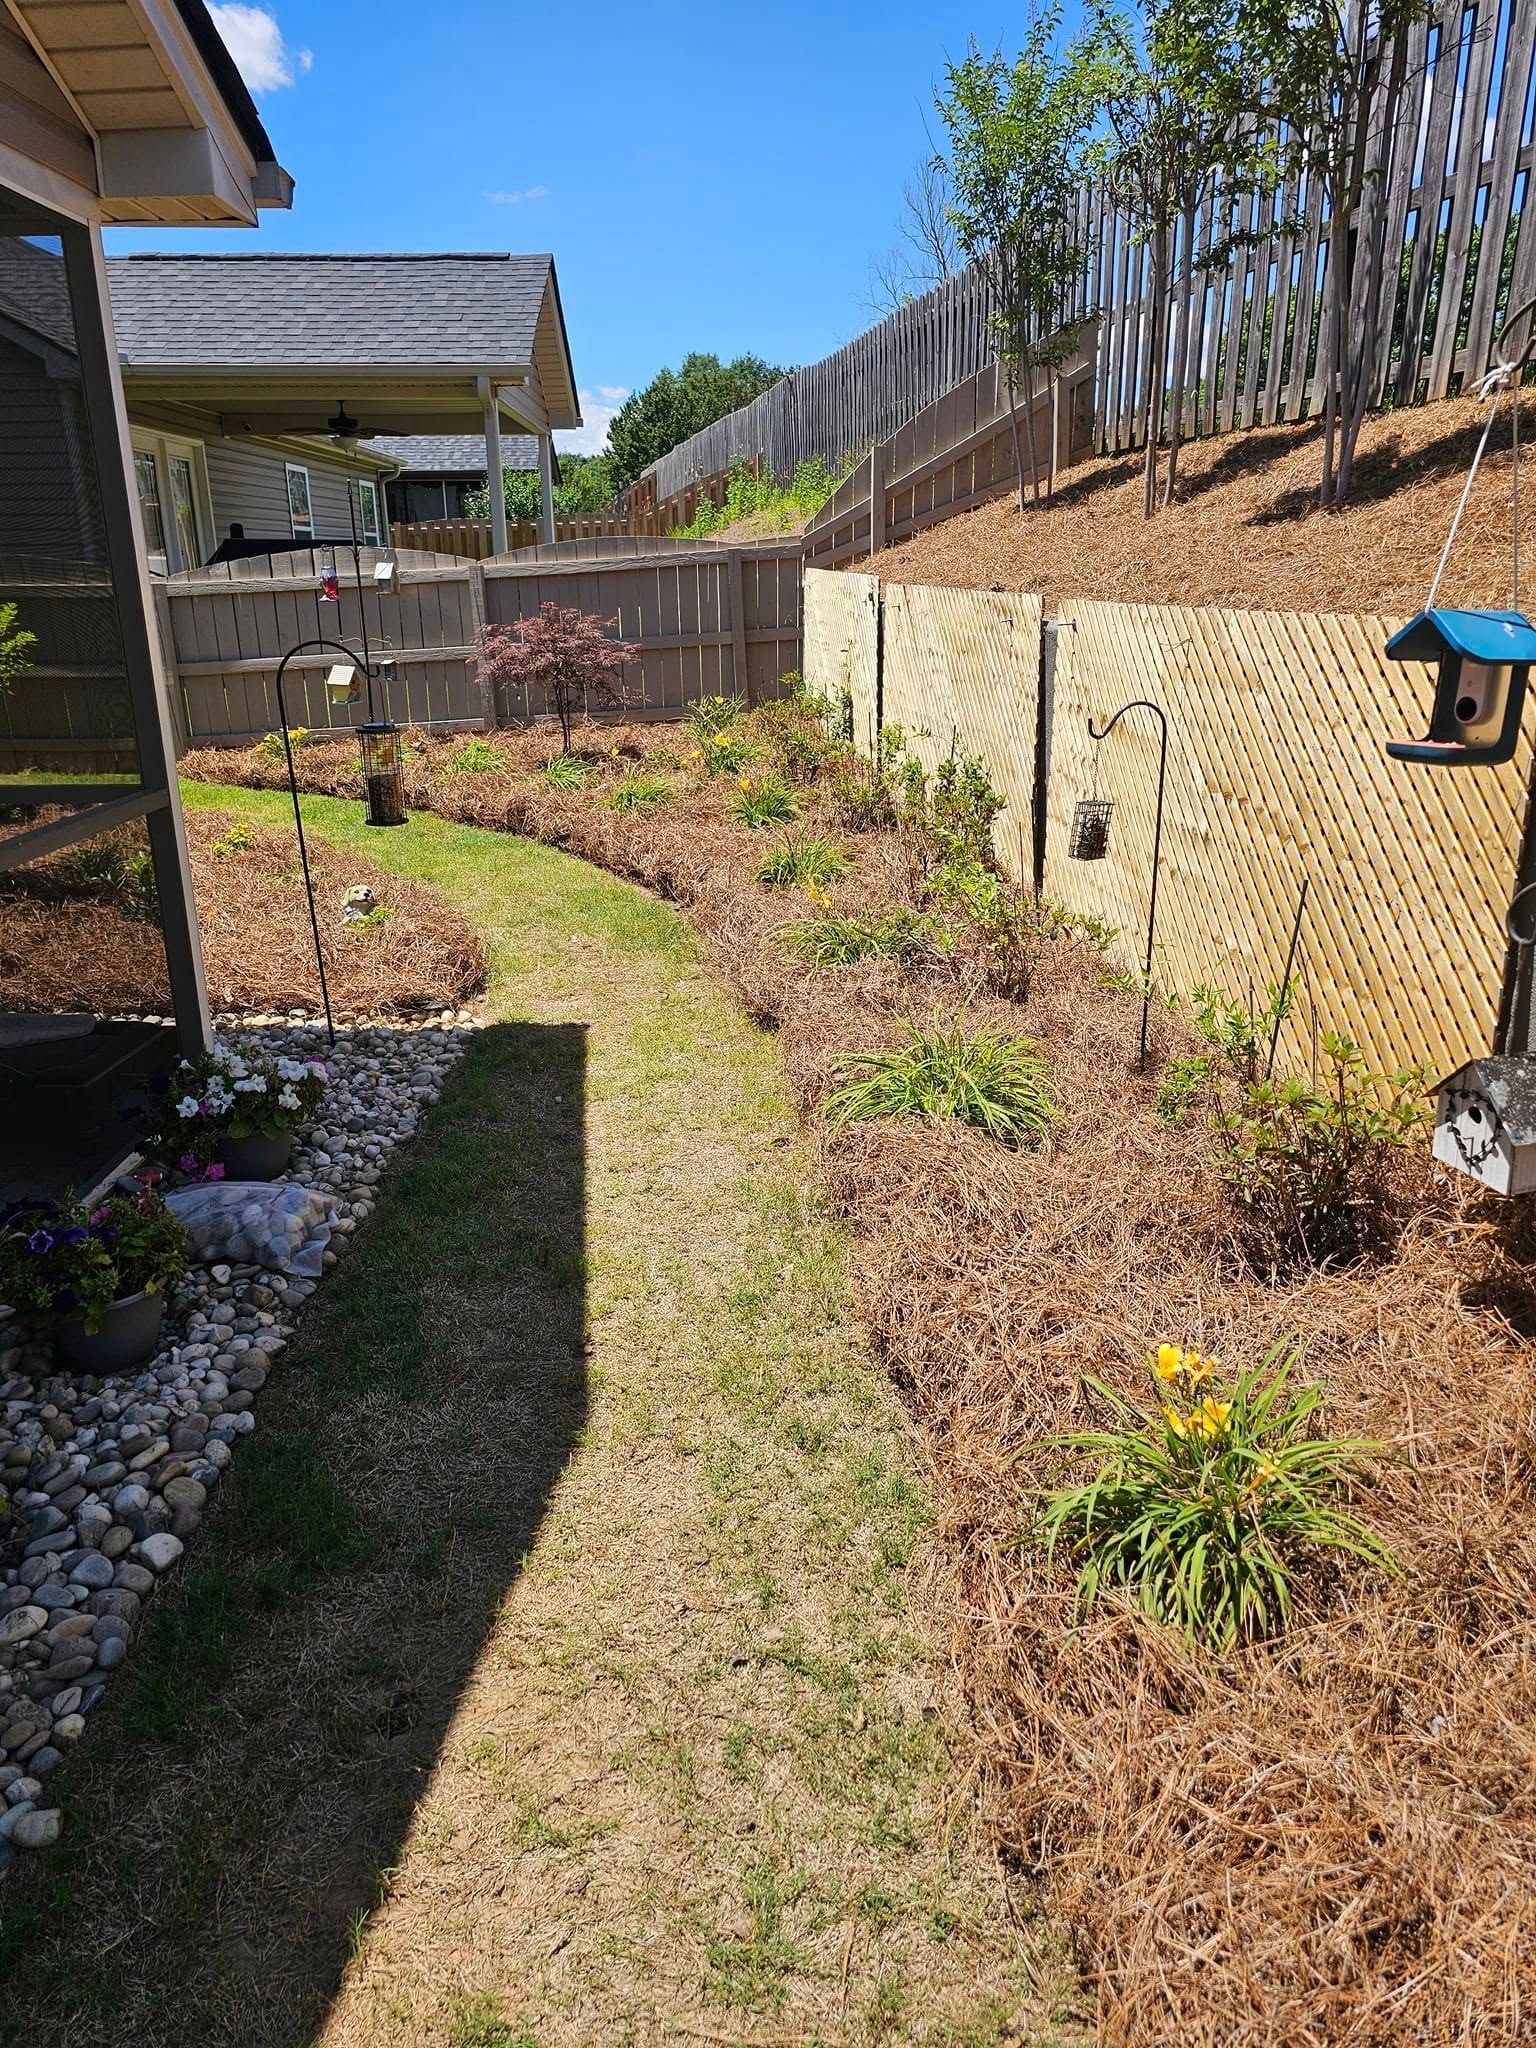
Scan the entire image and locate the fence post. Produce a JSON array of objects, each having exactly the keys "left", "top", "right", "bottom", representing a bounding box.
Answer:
[
  {"left": 150, "top": 581, "right": 189, "bottom": 756},
  {"left": 1033, "top": 616, "right": 1059, "bottom": 899},
  {"left": 469, "top": 561, "right": 498, "bottom": 729},
  {"left": 727, "top": 548, "right": 752, "bottom": 704},
  {"left": 868, "top": 442, "right": 886, "bottom": 558},
  {"left": 873, "top": 578, "right": 885, "bottom": 765}
]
